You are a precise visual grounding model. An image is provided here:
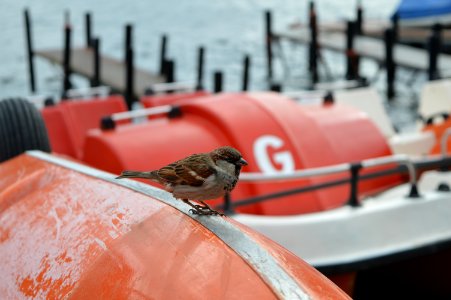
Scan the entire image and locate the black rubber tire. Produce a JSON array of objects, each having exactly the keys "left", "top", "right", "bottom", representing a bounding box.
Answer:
[{"left": 0, "top": 98, "right": 51, "bottom": 162}]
